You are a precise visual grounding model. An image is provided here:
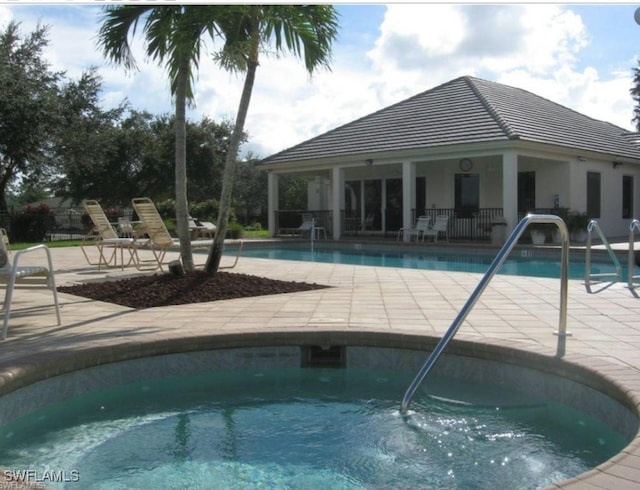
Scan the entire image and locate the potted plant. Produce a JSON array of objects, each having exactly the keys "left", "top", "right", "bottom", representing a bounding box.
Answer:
[
  {"left": 566, "top": 211, "right": 590, "bottom": 242},
  {"left": 528, "top": 223, "right": 552, "bottom": 245}
]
